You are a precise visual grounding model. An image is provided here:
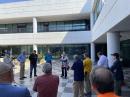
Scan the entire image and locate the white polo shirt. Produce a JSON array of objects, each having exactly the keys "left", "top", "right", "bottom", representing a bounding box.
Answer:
[{"left": 97, "top": 55, "right": 108, "bottom": 68}]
